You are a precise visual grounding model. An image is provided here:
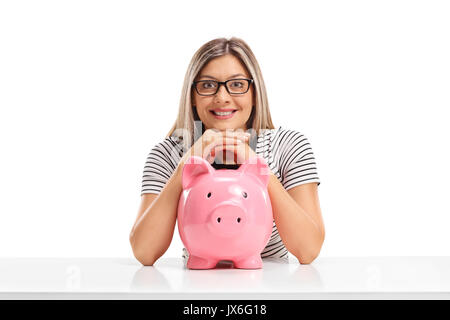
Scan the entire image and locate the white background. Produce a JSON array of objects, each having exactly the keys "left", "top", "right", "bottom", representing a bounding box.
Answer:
[{"left": 0, "top": 0, "right": 449, "bottom": 259}]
